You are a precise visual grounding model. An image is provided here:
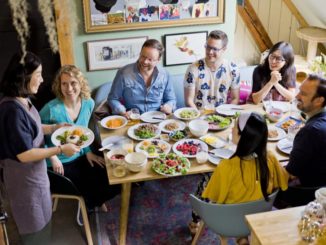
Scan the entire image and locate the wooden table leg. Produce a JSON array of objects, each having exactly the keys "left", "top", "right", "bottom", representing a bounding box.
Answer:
[
  {"left": 119, "top": 182, "right": 131, "bottom": 245},
  {"left": 250, "top": 232, "right": 261, "bottom": 245}
]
